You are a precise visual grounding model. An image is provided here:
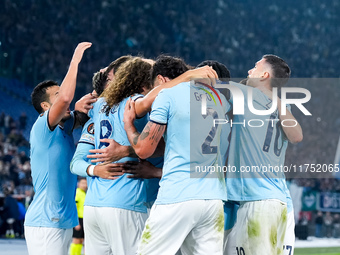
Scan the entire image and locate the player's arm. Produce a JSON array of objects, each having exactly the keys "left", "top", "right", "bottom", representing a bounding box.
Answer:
[
  {"left": 86, "top": 138, "right": 136, "bottom": 163},
  {"left": 134, "top": 66, "right": 218, "bottom": 117},
  {"left": 124, "top": 98, "right": 166, "bottom": 159},
  {"left": 70, "top": 142, "right": 127, "bottom": 180},
  {"left": 70, "top": 142, "right": 94, "bottom": 177},
  {"left": 48, "top": 42, "right": 92, "bottom": 129},
  {"left": 277, "top": 98, "right": 303, "bottom": 144}
]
